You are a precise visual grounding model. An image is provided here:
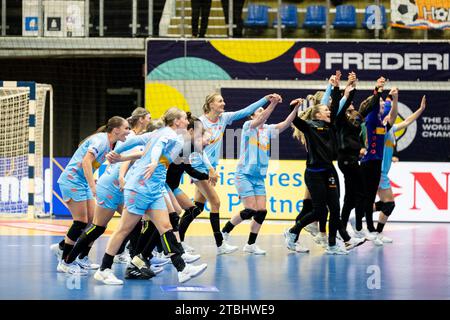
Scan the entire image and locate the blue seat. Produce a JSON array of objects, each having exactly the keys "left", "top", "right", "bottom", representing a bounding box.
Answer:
[
  {"left": 244, "top": 4, "right": 270, "bottom": 27},
  {"left": 303, "top": 5, "right": 326, "bottom": 29},
  {"left": 333, "top": 5, "right": 357, "bottom": 29},
  {"left": 273, "top": 4, "right": 298, "bottom": 28},
  {"left": 362, "top": 5, "right": 387, "bottom": 29}
]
